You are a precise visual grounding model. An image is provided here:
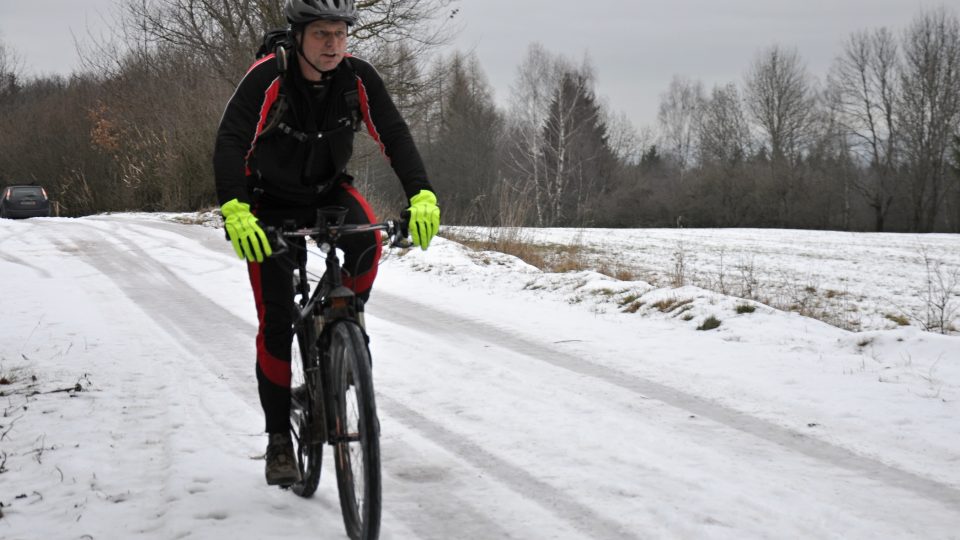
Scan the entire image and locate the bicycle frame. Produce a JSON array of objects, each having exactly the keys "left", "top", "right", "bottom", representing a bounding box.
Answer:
[
  {"left": 273, "top": 208, "right": 393, "bottom": 441},
  {"left": 277, "top": 206, "right": 405, "bottom": 333}
]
